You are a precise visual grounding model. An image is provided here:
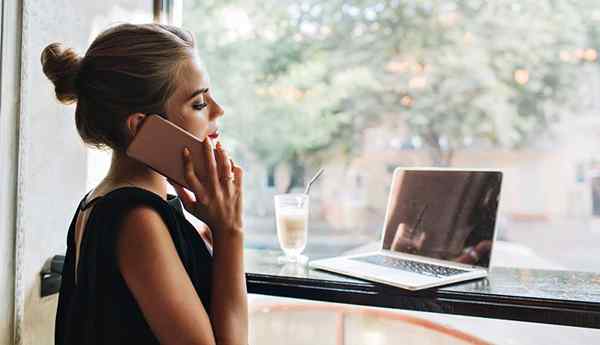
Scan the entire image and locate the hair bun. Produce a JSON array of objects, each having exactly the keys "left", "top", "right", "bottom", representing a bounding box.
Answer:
[{"left": 41, "top": 43, "right": 82, "bottom": 104}]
